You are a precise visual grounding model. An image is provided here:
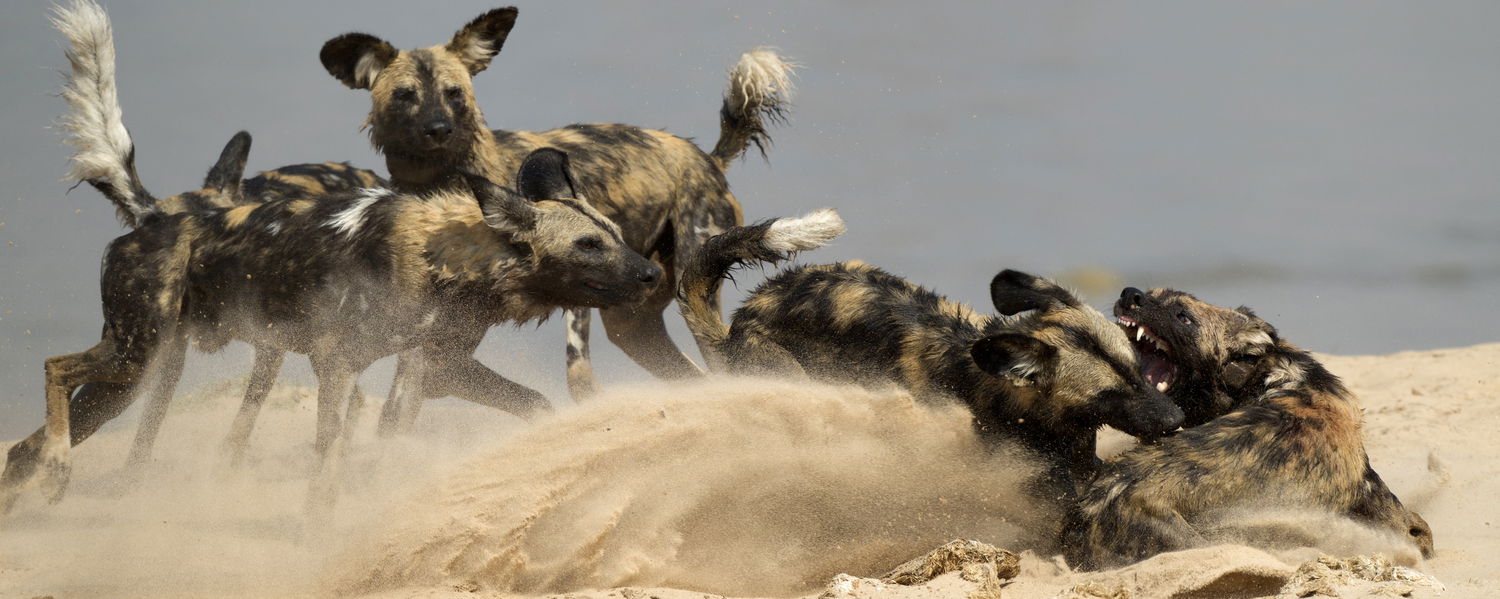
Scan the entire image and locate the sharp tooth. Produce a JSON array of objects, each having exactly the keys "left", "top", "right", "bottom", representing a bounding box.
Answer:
[
  {"left": 1136, "top": 328, "right": 1145, "bottom": 341},
  {"left": 1156, "top": 381, "right": 1168, "bottom": 392}
]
